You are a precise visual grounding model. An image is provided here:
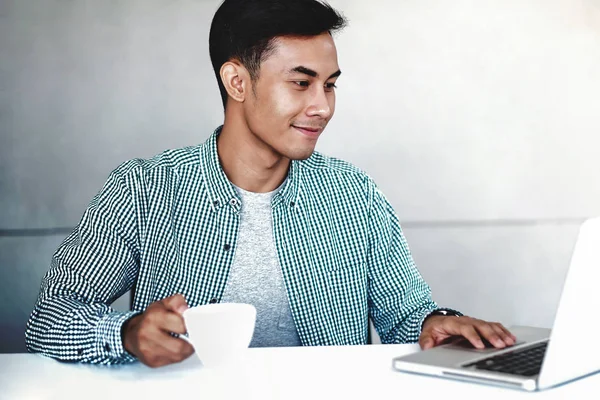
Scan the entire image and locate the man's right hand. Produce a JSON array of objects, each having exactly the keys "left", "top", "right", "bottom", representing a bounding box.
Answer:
[{"left": 121, "top": 294, "right": 195, "bottom": 368}]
